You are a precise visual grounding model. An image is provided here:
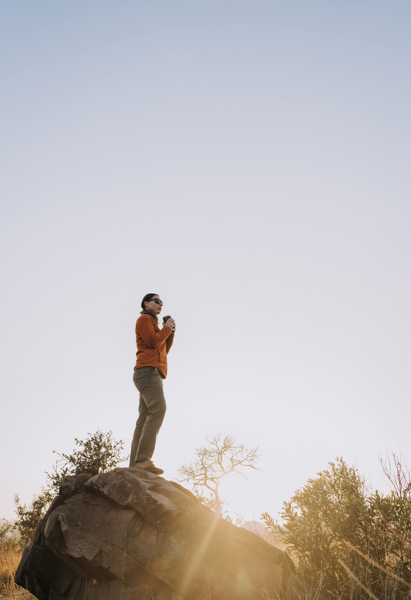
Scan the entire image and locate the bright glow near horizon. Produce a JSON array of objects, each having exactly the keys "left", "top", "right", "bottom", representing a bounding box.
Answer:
[{"left": 1, "top": 1, "right": 411, "bottom": 524}]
